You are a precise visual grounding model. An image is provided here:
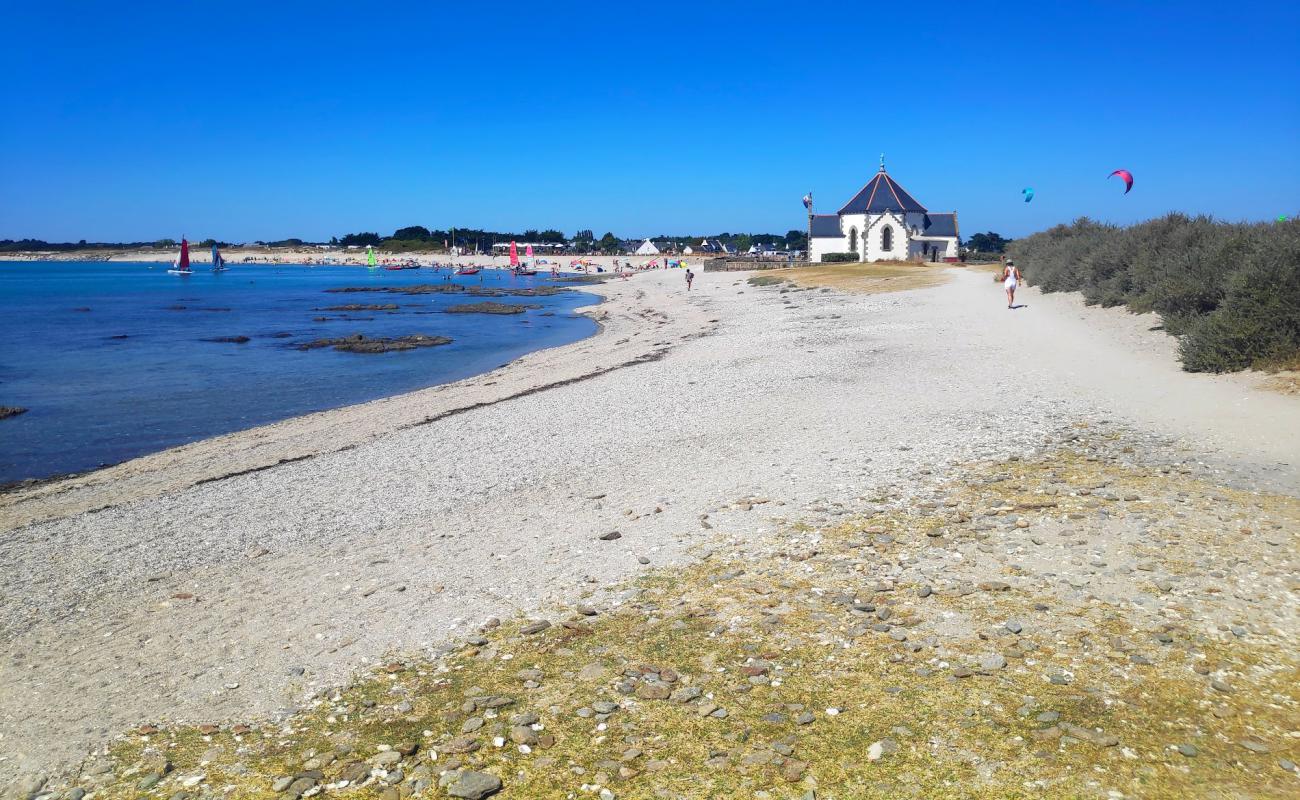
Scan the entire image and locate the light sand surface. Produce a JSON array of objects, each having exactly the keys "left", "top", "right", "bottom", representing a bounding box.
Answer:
[{"left": 1, "top": 268, "right": 1295, "bottom": 782}]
